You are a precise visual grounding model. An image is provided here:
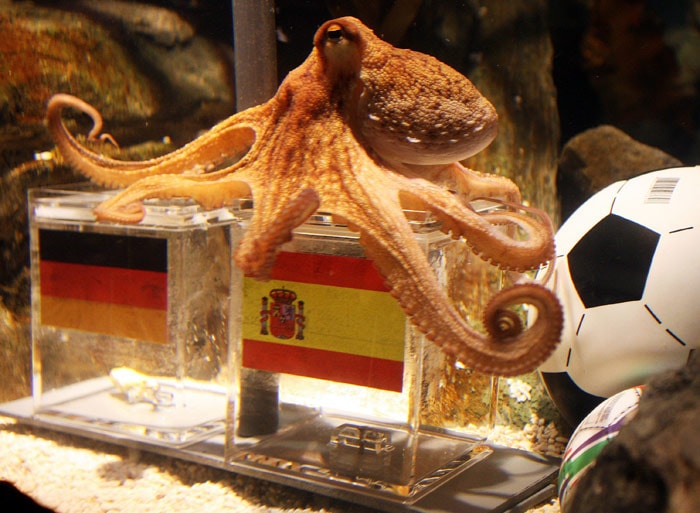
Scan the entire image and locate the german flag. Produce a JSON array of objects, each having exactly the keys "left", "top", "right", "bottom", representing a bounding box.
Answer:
[
  {"left": 242, "top": 251, "right": 406, "bottom": 392},
  {"left": 38, "top": 229, "right": 168, "bottom": 344}
]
